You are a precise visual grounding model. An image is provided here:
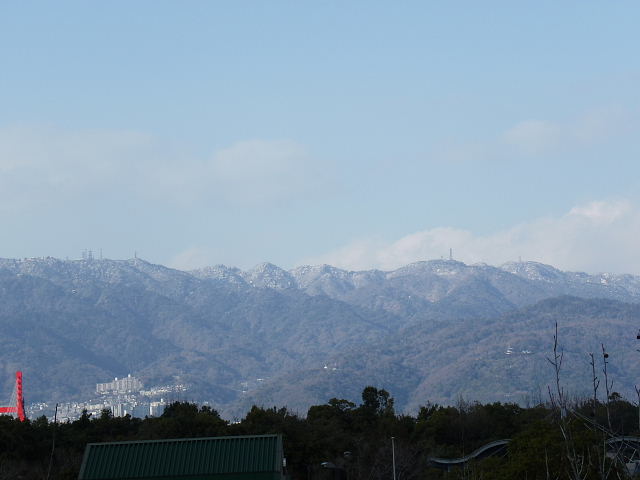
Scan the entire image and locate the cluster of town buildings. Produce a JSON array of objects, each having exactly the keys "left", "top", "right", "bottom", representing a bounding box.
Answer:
[{"left": 27, "top": 374, "right": 189, "bottom": 422}]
